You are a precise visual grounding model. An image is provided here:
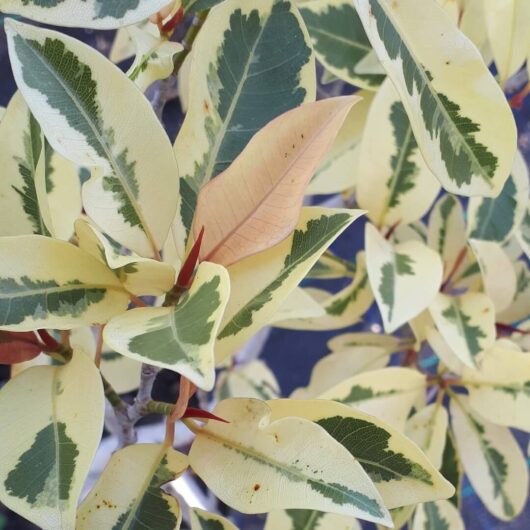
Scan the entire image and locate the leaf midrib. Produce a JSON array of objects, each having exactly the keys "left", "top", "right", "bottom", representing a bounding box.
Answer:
[
  {"left": 452, "top": 396, "right": 512, "bottom": 511},
  {"left": 119, "top": 446, "right": 169, "bottom": 530},
  {"left": 201, "top": 9, "right": 269, "bottom": 185},
  {"left": 203, "top": 103, "right": 351, "bottom": 263},
  {"left": 196, "top": 425, "right": 383, "bottom": 516}
]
